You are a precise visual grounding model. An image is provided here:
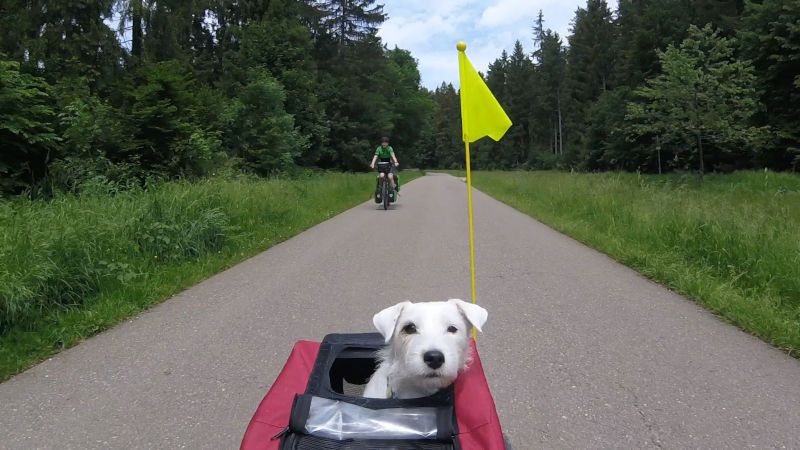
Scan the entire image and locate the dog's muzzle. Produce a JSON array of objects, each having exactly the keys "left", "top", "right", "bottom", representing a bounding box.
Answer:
[{"left": 423, "top": 350, "right": 445, "bottom": 370}]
